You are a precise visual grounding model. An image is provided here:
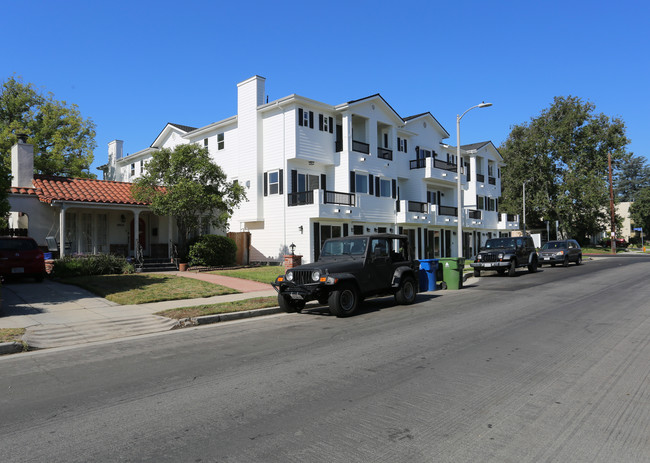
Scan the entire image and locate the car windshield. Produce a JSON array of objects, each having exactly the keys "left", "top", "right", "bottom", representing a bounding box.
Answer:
[
  {"left": 0, "top": 238, "right": 38, "bottom": 251},
  {"left": 320, "top": 237, "right": 368, "bottom": 257},
  {"left": 541, "top": 241, "right": 566, "bottom": 250},
  {"left": 485, "top": 238, "right": 516, "bottom": 249}
]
